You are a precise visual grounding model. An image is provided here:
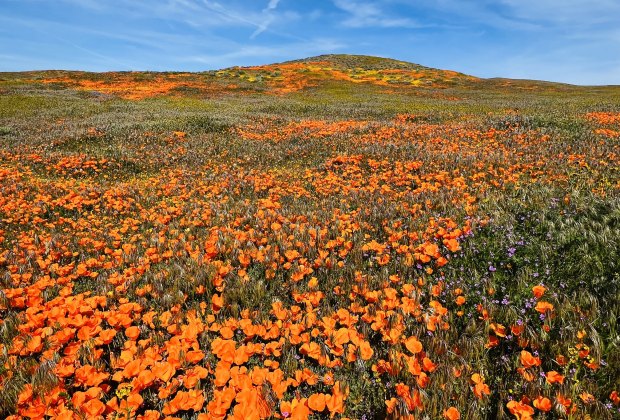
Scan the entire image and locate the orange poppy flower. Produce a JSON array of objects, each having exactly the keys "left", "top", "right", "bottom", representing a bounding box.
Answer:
[
  {"left": 422, "top": 357, "right": 437, "bottom": 373},
  {"left": 120, "top": 393, "right": 144, "bottom": 413},
  {"left": 535, "top": 301, "right": 554, "bottom": 314},
  {"left": 326, "top": 392, "right": 346, "bottom": 416},
  {"left": 125, "top": 326, "right": 140, "bottom": 340},
  {"left": 212, "top": 294, "right": 224, "bottom": 312},
  {"left": 307, "top": 393, "right": 326, "bottom": 412},
  {"left": 358, "top": 340, "right": 374, "bottom": 360},
  {"left": 471, "top": 374, "right": 490, "bottom": 399},
  {"left": 579, "top": 392, "right": 595, "bottom": 404},
  {"left": 545, "top": 371, "right": 564, "bottom": 384},
  {"left": 280, "top": 400, "right": 293, "bottom": 418},
  {"left": 511, "top": 323, "right": 525, "bottom": 336},
  {"left": 443, "top": 406, "right": 460, "bottom": 420},
  {"left": 532, "top": 285, "right": 546, "bottom": 299},
  {"left": 533, "top": 396, "right": 552, "bottom": 412},
  {"left": 506, "top": 400, "right": 534, "bottom": 420},
  {"left": 519, "top": 350, "right": 541, "bottom": 368},
  {"left": 26, "top": 336, "right": 43, "bottom": 354},
  {"left": 137, "top": 410, "right": 162, "bottom": 420},
  {"left": 556, "top": 393, "right": 572, "bottom": 408},
  {"left": 75, "top": 365, "right": 109, "bottom": 387},
  {"left": 81, "top": 399, "right": 106, "bottom": 417},
  {"left": 152, "top": 361, "right": 176, "bottom": 383},
  {"left": 517, "top": 367, "right": 535, "bottom": 382},
  {"left": 404, "top": 336, "right": 423, "bottom": 354},
  {"left": 300, "top": 342, "right": 322, "bottom": 360},
  {"left": 443, "top": 238, "right": 460, "bottom": 252},
  {"left": 162, "top": 389, "right": 205, "bottom": 414}
]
